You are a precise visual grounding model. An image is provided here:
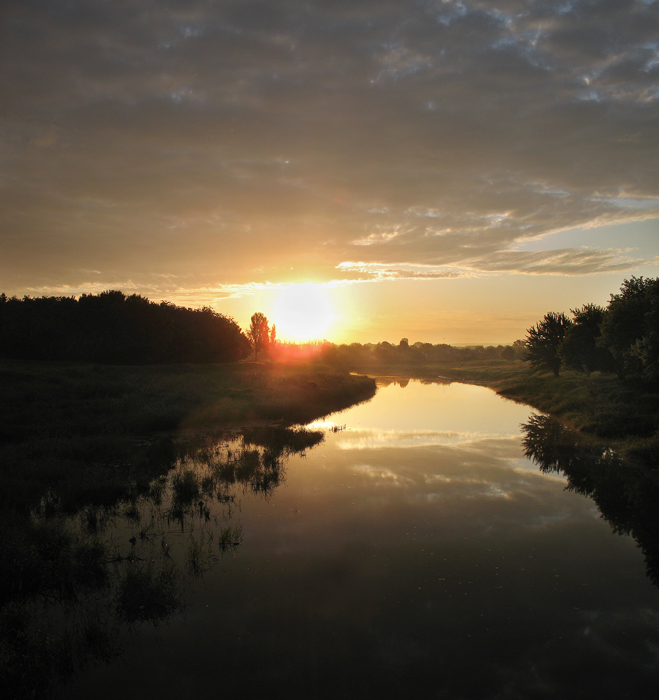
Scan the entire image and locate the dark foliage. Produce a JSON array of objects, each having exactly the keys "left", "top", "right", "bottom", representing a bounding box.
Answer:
[
  {"left": 0, "top": 291, "right": 250, "bottom": 364},
  {"left": 561, "top": 304, "right": 615, "bottom": 374},
  {"left": 317, "top": 339, "right": 519, "bottom": 368},
  {"left": 524, "top": 312, "right": 572, "bottom": 376},
  {"left": 524, "top": 277, "right": 659, "bottom": 381},
  {"left": 599, "top": 276, "right": 659, "bottom": 380}
]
